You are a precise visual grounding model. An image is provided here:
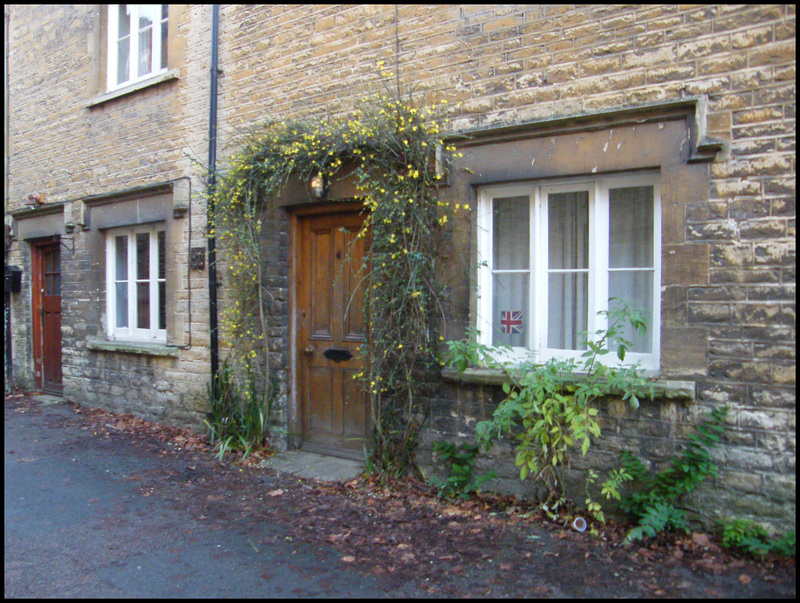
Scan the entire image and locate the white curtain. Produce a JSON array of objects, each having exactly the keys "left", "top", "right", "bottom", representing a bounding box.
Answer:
[
  {"left": 608, "top": 185, "right": 654, "bottom": 353},
  {"left": 547, "top": 191, "right": 588, "bottom": 350},
  {"left": 492, "top": 196, "right": 529, "bottom": 347}
]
